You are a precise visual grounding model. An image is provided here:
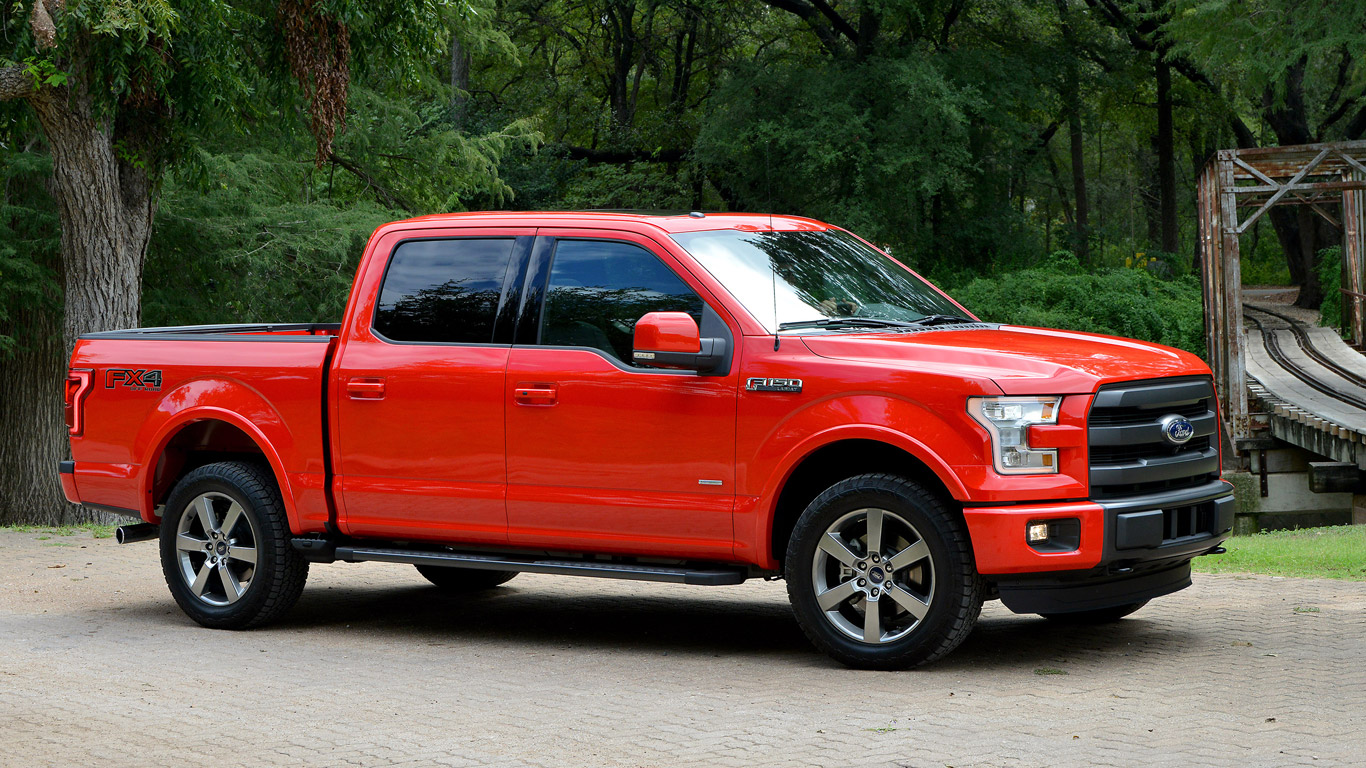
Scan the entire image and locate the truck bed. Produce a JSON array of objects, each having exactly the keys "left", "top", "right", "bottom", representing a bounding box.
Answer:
[{"left": 66, "top": 323, "right": 340, "bottom": 530}]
